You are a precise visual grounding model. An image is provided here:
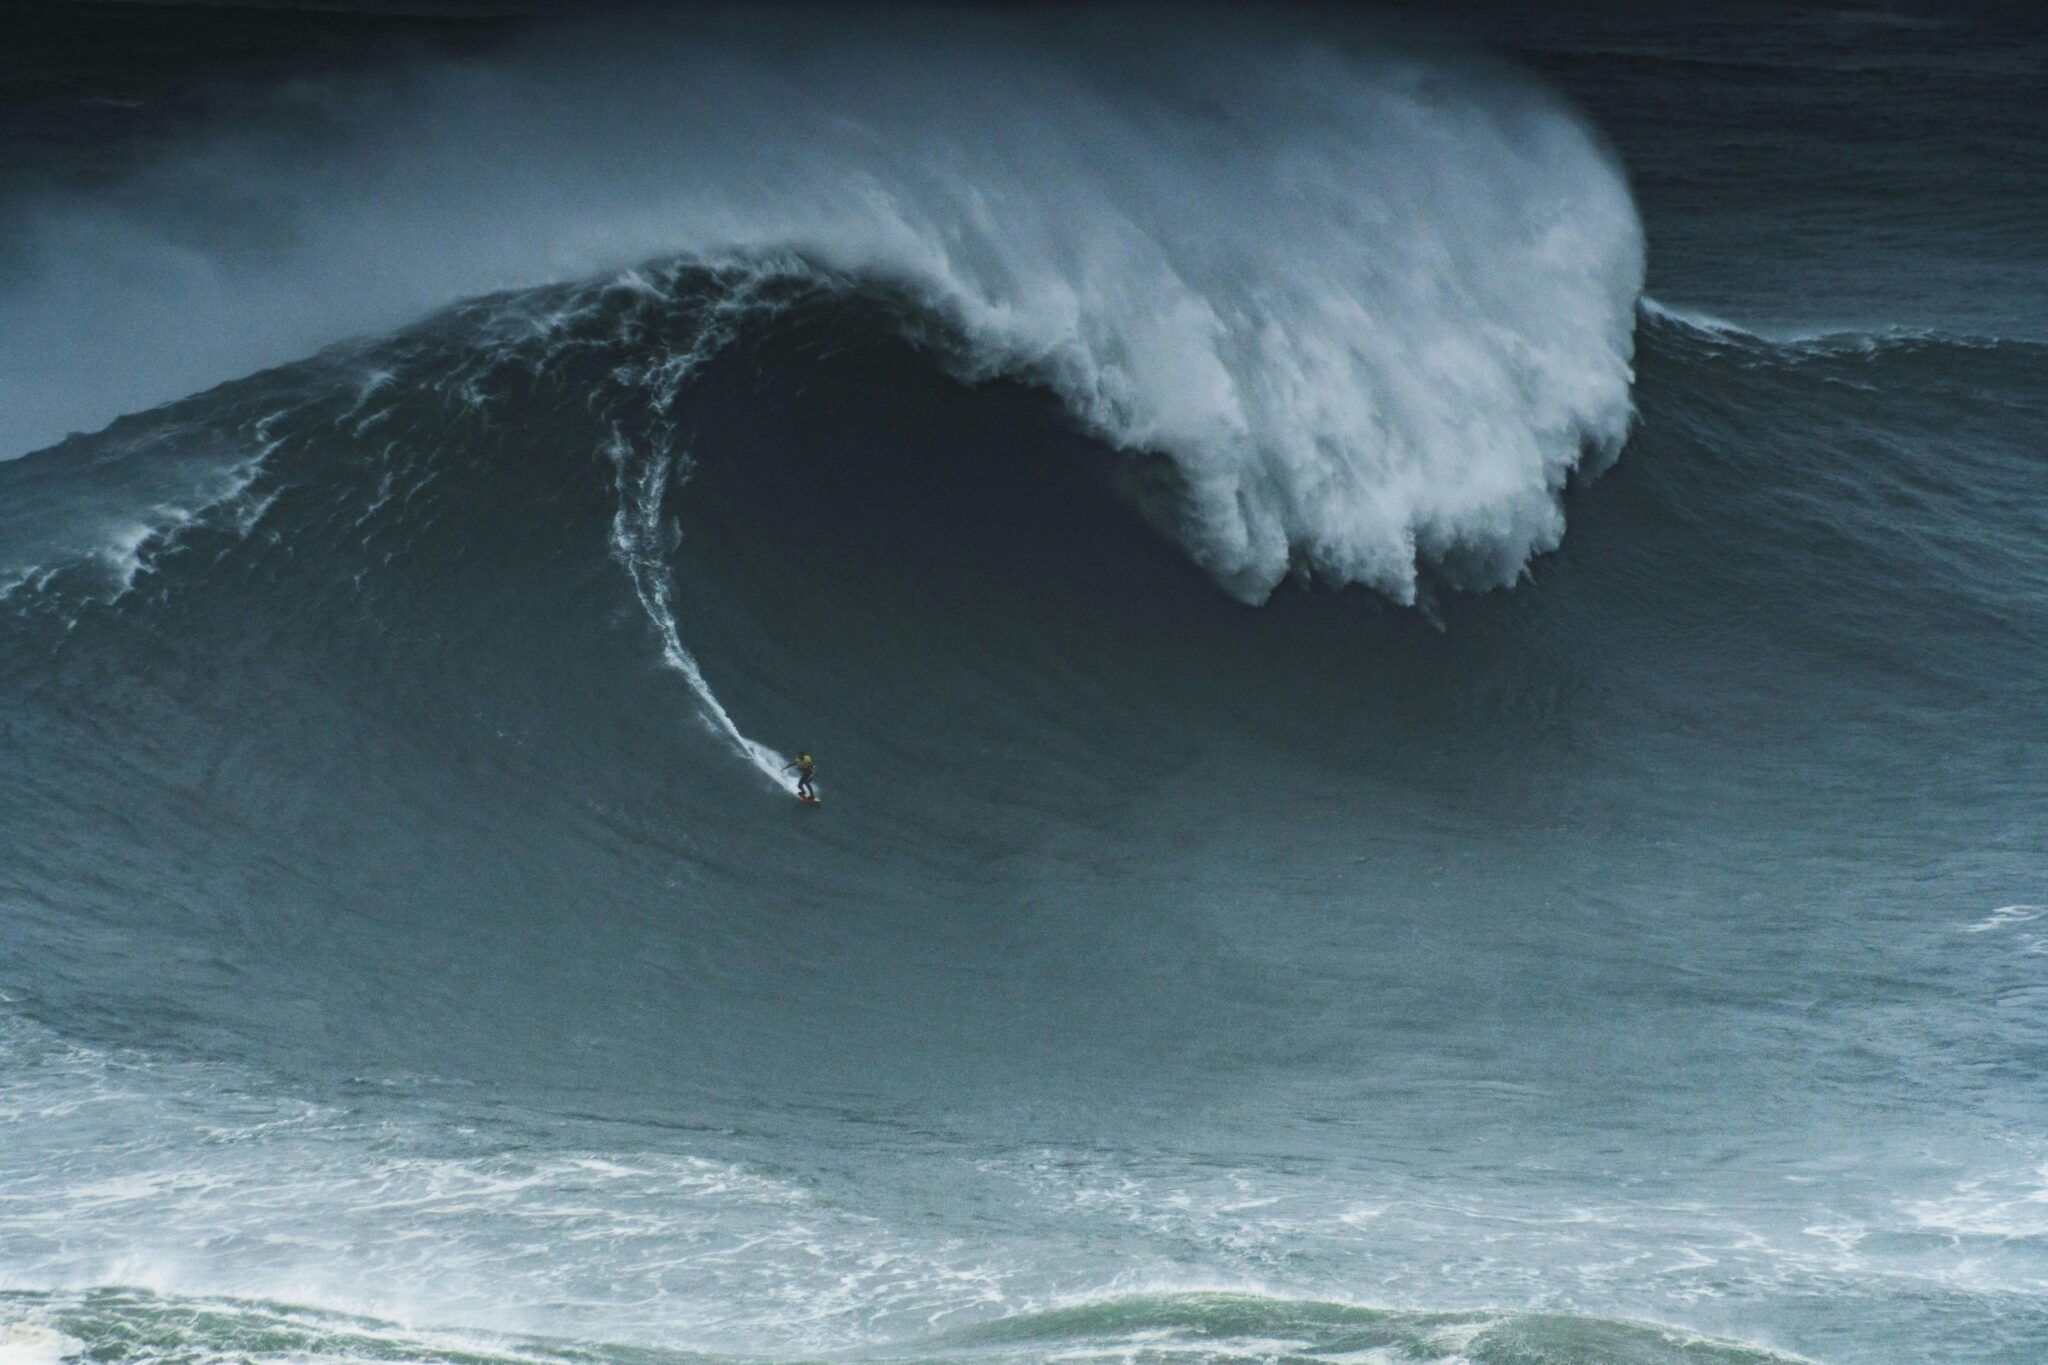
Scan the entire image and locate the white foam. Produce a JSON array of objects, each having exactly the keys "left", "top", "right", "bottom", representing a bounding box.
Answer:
[
  {"left": 608, "top": 440, "right": 799, "bottom": 795},
  {"left": 2, "top": 444, "right": 278, "bottom": 615},
  {"left": 0, "top": 1324, "right": 84, "bottom": 1365},
  {"left": 1904, "top": 1162, "right": 2048, "bottom": 1242},
  {"left": 2, "top": 11, "right": 1642, "bottom": 603},
  {"left": 1961, "top": 904, "right": 2043, "bottom": 933}
]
